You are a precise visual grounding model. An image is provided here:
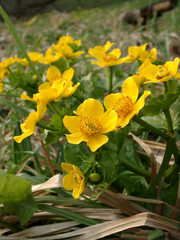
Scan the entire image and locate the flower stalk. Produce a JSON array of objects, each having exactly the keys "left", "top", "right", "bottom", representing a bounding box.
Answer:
[{"left": 105, "top": 66, "right": 113, "bottom": 93}]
